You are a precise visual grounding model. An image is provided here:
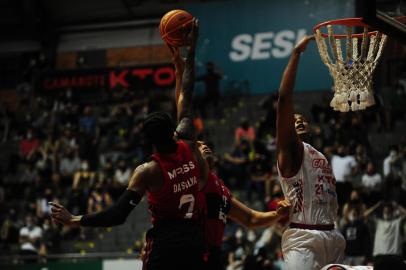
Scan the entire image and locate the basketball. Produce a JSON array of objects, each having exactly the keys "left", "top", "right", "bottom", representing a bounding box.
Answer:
[{"left": 159, "top": 9, "right": 194, "bottom": 46}]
